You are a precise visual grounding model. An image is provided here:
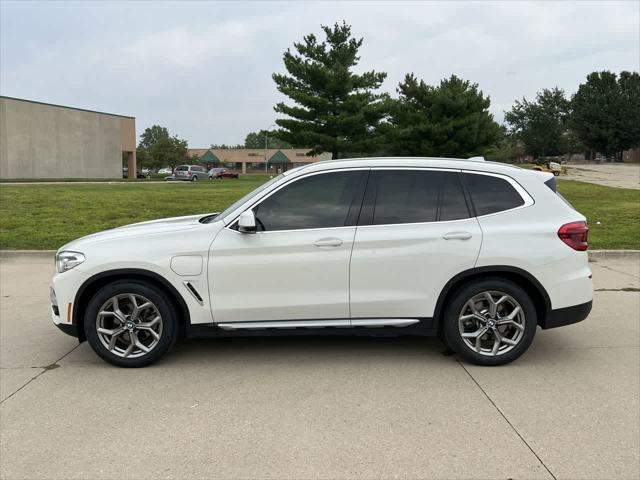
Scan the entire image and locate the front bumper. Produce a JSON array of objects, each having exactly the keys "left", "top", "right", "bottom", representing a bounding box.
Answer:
[
  {"left": 54, "top": 321, "right": 79, "bottom": 338},
  {"left": 541, "top": 300, "right": 593, "bottom": 329}
]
